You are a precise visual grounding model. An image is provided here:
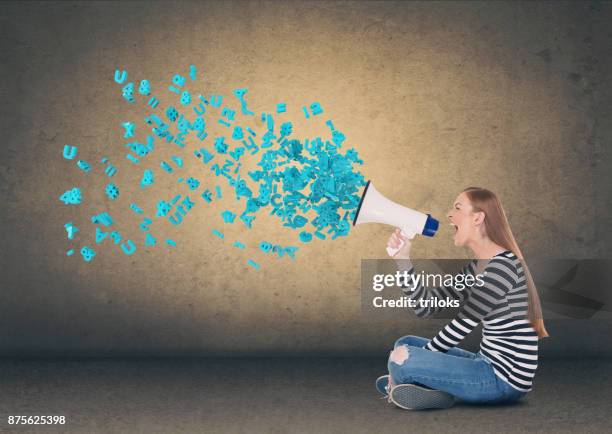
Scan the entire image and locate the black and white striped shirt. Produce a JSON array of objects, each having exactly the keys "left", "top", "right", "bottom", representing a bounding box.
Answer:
[{"left": 400, "top": 250, "right": 539, "bottom": 393}]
